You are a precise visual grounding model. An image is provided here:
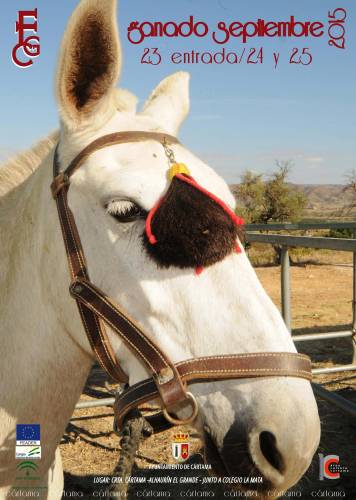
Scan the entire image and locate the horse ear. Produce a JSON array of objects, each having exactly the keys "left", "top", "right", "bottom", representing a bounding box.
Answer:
[
  {"left": 141, "top": 72, "right": 190, "bottom": 135},
  {"left": 56, "top": 0, "right": 121, "bottom": 129}
]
